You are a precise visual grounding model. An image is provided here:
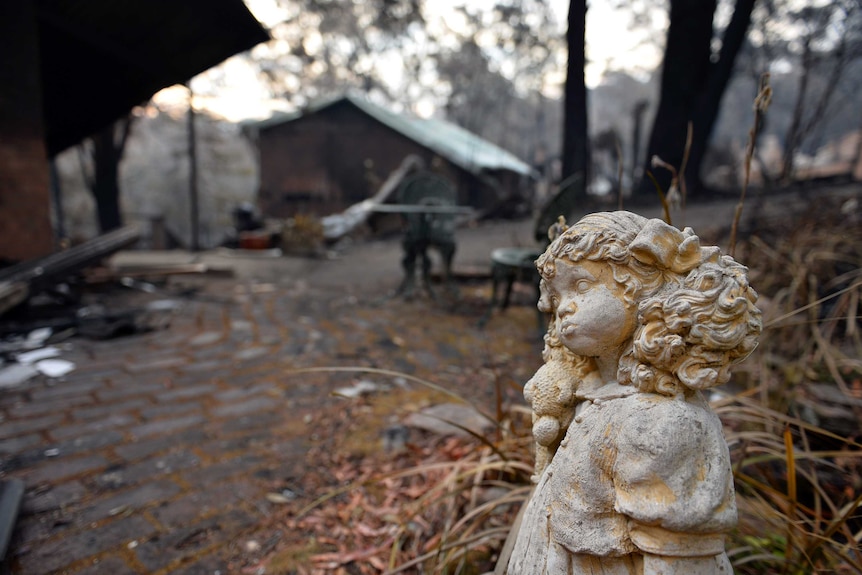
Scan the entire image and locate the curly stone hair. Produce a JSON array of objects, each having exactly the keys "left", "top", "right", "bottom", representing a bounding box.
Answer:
[
  {"left": 618, "top": 254, "right": 762, "bottom": 396},
  {"left": 536, "top": 211, "right": 762, "bottom": 397}
]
